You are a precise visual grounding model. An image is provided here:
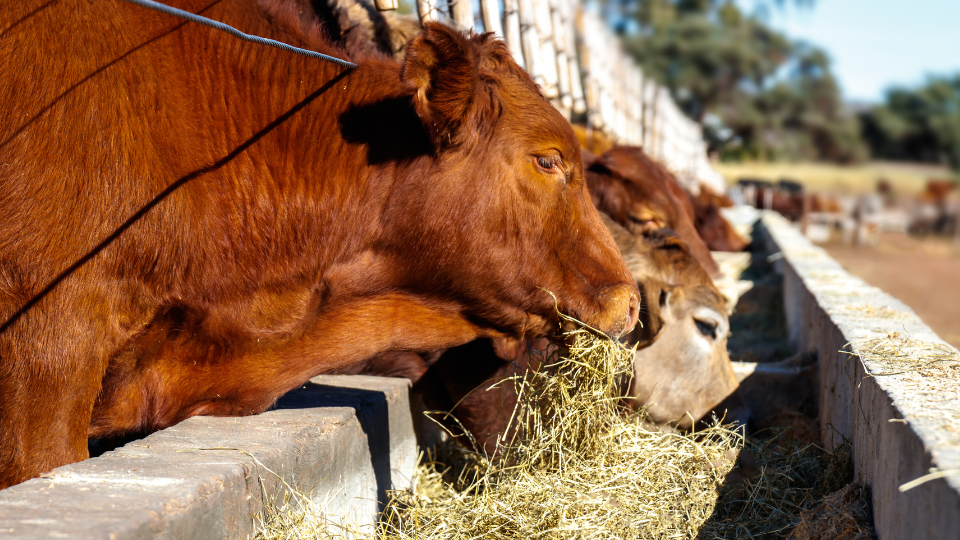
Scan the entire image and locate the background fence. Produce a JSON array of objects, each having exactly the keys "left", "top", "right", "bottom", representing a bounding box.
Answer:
[{"left": 403, "top": 0, "right": 726, "bottom": 195}]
